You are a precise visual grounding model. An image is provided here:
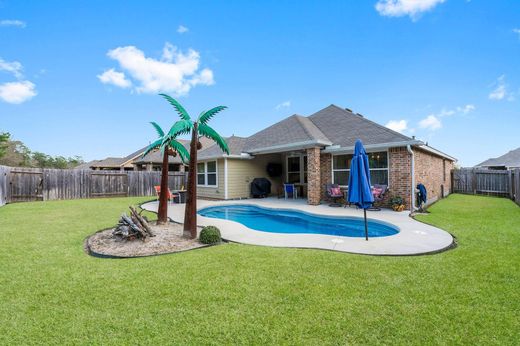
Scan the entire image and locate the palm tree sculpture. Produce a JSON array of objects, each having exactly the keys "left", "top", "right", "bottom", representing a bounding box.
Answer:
[
  {"left": 142, "top": 121, "right": 190, "bottom": 224},
  {"left": 159, "top": 94, "right": 229, "bottom": 238}
]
